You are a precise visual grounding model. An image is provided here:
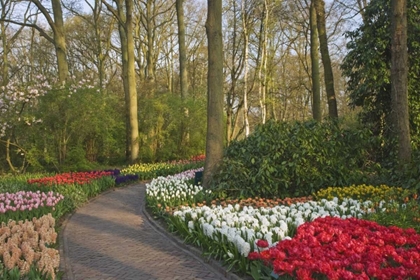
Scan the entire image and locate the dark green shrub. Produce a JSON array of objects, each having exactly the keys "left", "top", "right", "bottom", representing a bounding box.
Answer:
[{"left": 211, "top": 119, "right": 379, "bottom": 198}]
